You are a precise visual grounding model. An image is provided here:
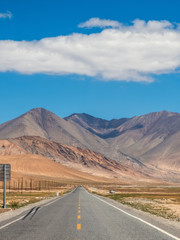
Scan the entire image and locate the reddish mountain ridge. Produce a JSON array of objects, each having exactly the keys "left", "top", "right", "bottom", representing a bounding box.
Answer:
[
  {"left": 0, "top": 136, "right": 147, "bottom": 181},
  {"left": 1, "top": 136, "right": 179, "bottom": 183},
  {"left": 0, "top": 108, "right": 180, "bottom": 180}
]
